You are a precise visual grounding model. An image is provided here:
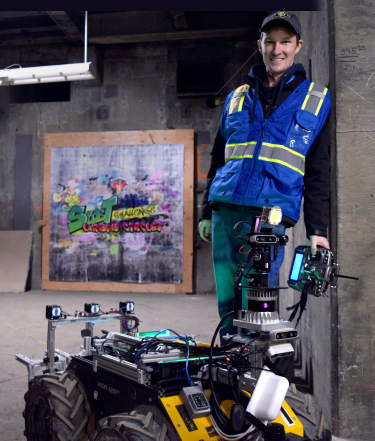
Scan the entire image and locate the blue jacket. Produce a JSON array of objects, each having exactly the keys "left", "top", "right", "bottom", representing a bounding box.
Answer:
[{"left": 208, "top": 70, "right": 331, "bottom": 223}]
